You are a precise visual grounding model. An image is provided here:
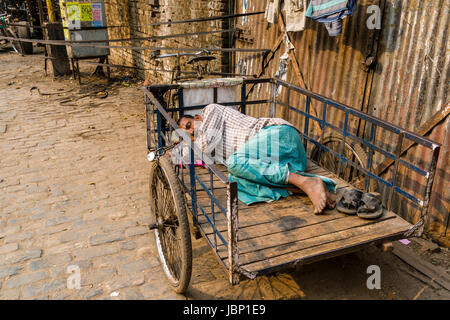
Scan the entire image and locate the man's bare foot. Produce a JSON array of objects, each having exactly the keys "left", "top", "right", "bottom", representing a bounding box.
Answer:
[{"left": 288, "top": 174, "right": 328, "bottom": 214}]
